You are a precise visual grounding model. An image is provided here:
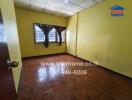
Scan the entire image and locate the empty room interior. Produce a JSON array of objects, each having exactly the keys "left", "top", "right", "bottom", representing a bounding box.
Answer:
[{"left": 0, "top": 0, "right": 132, "bottom": 100}]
